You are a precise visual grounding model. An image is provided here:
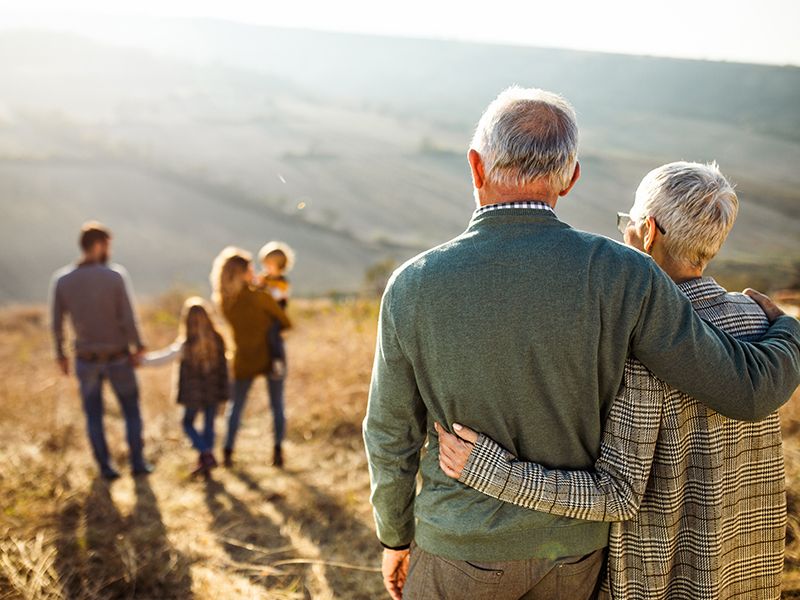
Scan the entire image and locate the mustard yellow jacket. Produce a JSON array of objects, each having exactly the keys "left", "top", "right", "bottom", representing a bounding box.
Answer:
[{"left": 222, "top": 285, "right": 291, "bottom": 380}]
